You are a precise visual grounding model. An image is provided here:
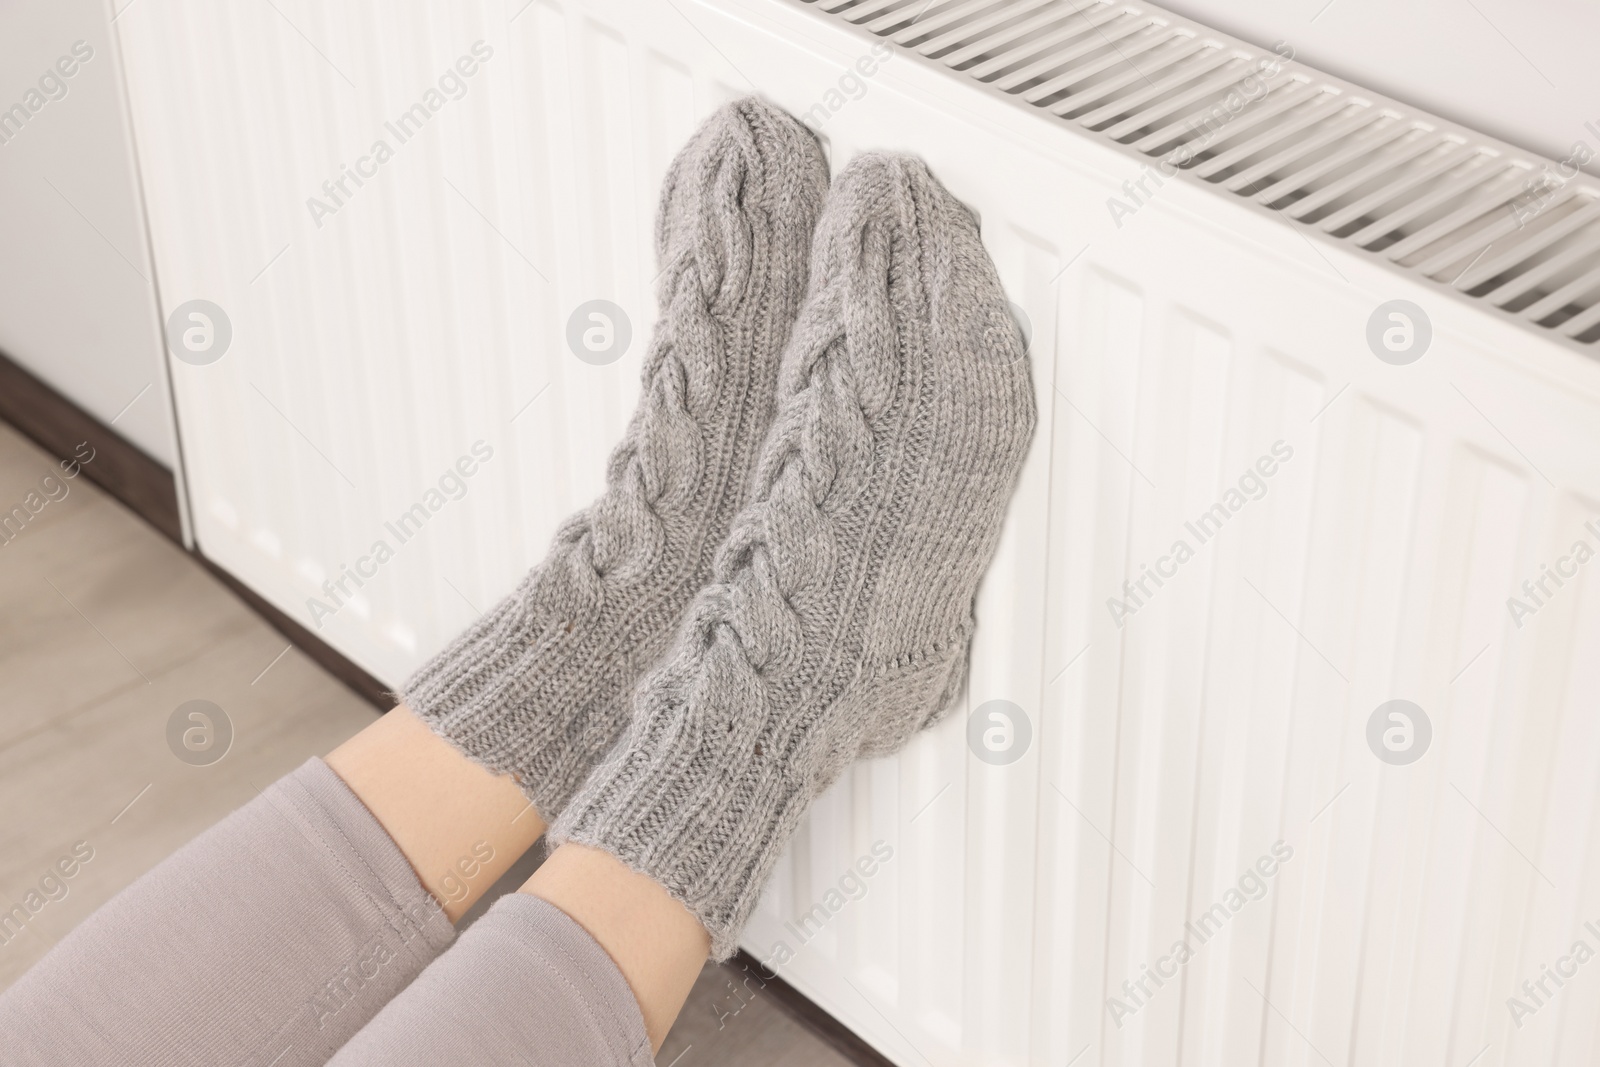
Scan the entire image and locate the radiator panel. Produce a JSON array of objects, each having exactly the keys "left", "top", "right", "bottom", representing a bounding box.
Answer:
[{"left": 115, "top": 0, "right": 1600, "bottom": 1063}]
